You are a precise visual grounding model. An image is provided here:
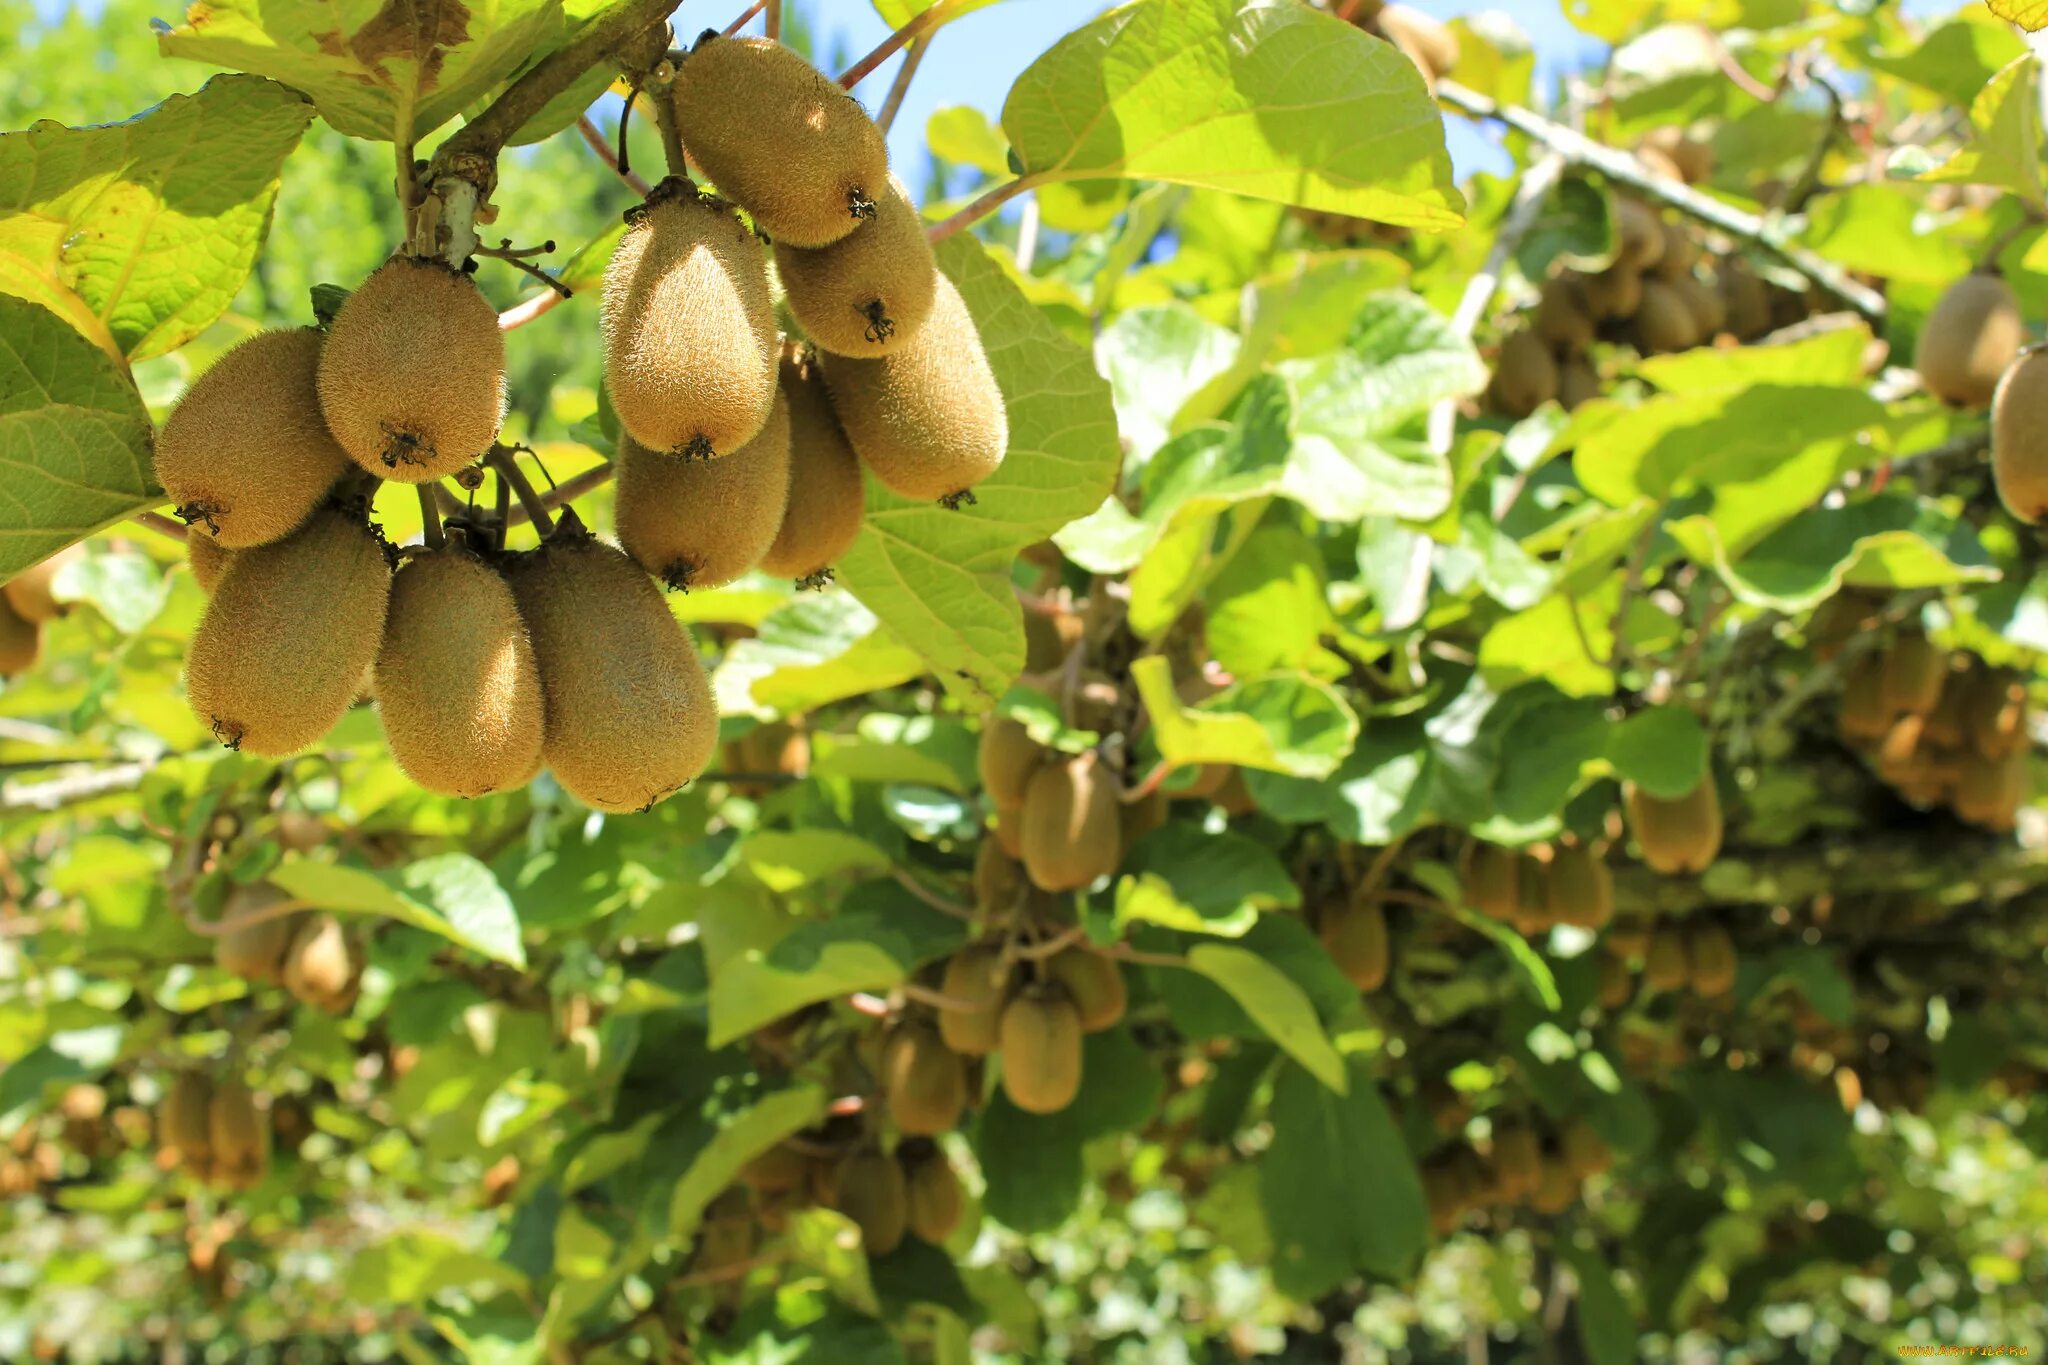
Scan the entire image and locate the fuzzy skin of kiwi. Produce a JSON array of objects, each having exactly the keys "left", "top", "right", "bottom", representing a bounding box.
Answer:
[
  {"left": 617, "top": 385, "right": 792, "bottom": 591},
  {"left": 1047, "top": 948, "right": 1128, "bottom": 1031},
  {"left": 1966, "top": 668, "right": 2029, "bottom": 760},
  {"left": 1634, "top": 280, "right": 1700, "bottom": 354},
  {"left": 999, "top": 987, "right": 1084, "bottom": 1115},
  {"left": 1624, "top": 777, "right": 1723, "bottom": 875},
  {"left": 1580, "top": 266, "right": 1643, "bottom": 320},
  {"left": 1837, "top": 653, "right": 1893, "bottom": 742},
  {"left": 1491, "top": 330, "right": 1559, "bottom": 417},
  {"left": 213, "top": 885, "right": 298, "bottom": 983},
  {"left": 162, "top": 1073, "right": 214, "bottom": 1177},
  {"left": 282, "top": 914, "right": 355, "bottom": 1012},
  {"left": 1491, "top": 1123, "right": 1541, "bottom": 1201},
  {"left": 821, "top": 272, "right": 1007, "bottom": 503},
  {"left": 1018, "top": 751, "right": 1121, "bottom": 892},
  {"left": 207, "top": 1079, "right": 268, "bottom": 1190},
  {"left": 1319, "top": 897, "right": 1390, "bottom": 991},
  {"left": 776, "top": 177, "right": 938, "bottom": 356},
  {"left": 1533, "top": 278, "right": 1595, "bottom": 351},
  {"left": 2, "top": 544, "right": 81, "bottom": 624},
  {"left": 317, "top": 258, "right": 505, "bottom": 482},
  {"left": 0, "top": 595, "right": 37, "bottom": 678},
  {"left": 1953, "top": 747, "right": 2026, "bottom": 831},
  {"left": 761, "top": 354, "right": 866, "bottom": 582},
  {"left": 978, "top": 714, "right": 1044, "bottom": 810},
  {"left": 1916, "top": 272, "right": 2023, "bottom": 408},
  {"left": 938, "top": 945, "right": 1010, "bottom": 1056},
  {"left": 184, "top": 503, "right": 392, "bottom": 757},
  {"left": 1557, "top": 357, "right": 1600, "bottom": 412},
  {"left": 1460, "top": 842, "right": 1522, "bottom": 920},
  {"left": 1879, "top": 634, "right": 1947, "bottom": 717},
  {"left": 602, "top": 192, "right": 777, "bottom": 458},
  {"left": 1992, "top": 347, "right": 2048, "bottom": 521},
  {"left": 374, "top": 544, "right": 544, "bottom": 798},
  {"left": 739, "top": 1144, "right": 811, "bottom": 1195},
  {"left": 186, "top": 535, "right": 232, "bottom": 595},
  {"left": 974, "top": 839, "right": 1024, "bottom": 913},
  {"left": 1685, "top": 922, "right": 1737, "bottom": 996},
  {"left": 153, "top": 329, "right": 352, "bottom": 548},
  {"left": 1543, "top": 841, "right": 1614, "bottom": 930},
  {"left": 833, "top": 1148, "right": 909, "bottom": 1255},
  {"left": 883, "top": 1024, "right": 967, "bottom": 1136},
  {"left": 508, "top": 530, "right": 717, "bottom": 812},
  {"left": 1719, "top": 262, "right": 1772, "bottom": 339},
  {"left": 1669, "top": 273, "right": 1726, "bottom": 338},
  {"left": 1642, "top": 928, "right": 1689, "bottom": 993},
  {"left": 1596, "top": 952, "right": 1633, "bottom": 1010},
  {"left": 1613, "top": 200, "right": 1666, "bottom": 272},
  {"left": 674, "top": 36, "right": 890, "bottom": 248},
  {"left": 902, "top": 1146, "right": 963, "bottom": 1244}
]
